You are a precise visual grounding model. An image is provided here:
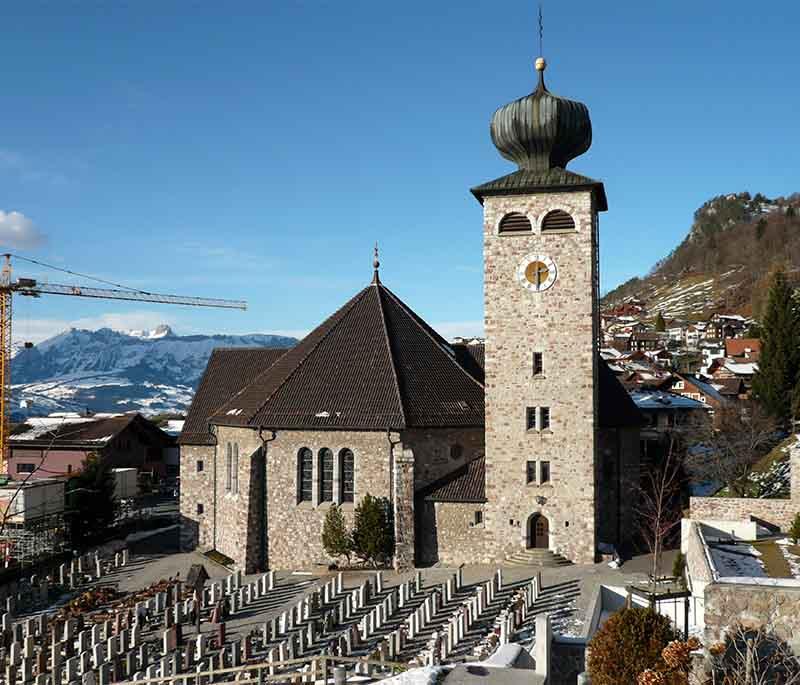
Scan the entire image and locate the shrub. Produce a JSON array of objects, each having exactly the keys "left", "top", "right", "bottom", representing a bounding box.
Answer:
[
  {"left": 789, "top": 512, "right": 800, "bottom": 545},
  {"left": 322, "top": 503, "right": 352, "bottom": 565},
  {"left": 351, "top": 493, "right": 394, "bottom": 568},
  {"left": 671, "top": 551, "right": 687, "bottom": 588},
  {"left": 587, "top": 607, "right": 679, "bottom": 685}
]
